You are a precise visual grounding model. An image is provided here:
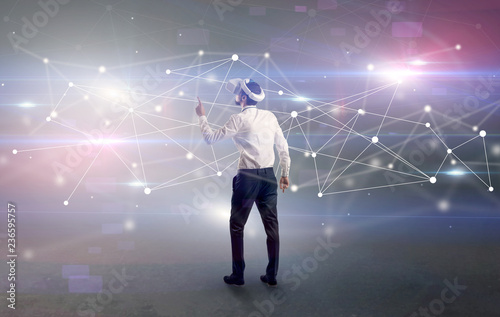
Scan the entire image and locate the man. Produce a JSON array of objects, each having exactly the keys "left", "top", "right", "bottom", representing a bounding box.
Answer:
[{"left": 195, "top": 78, "right": 291, "bottom": 287}]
